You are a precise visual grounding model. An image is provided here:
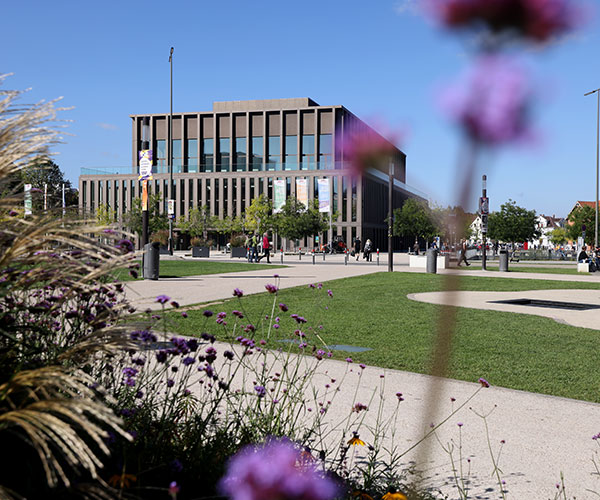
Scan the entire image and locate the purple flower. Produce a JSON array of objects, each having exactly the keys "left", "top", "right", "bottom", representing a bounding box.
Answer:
[
  {"left": 166, "top": 379, "right": 175, "bottom": 388},
  {"left": 432, "top": 0, "right": 578, "bottom": 43},
  {"left": 181, "top": 311, "right": 188, "bottom": 318},
  {"left": 156, "top": 294, "right": 171, "bottom": 304},
  {"left": 352, "top": 403, "right": 368, "bottom": 413},
  {"left": 116, "top": 239, "right": 134, "bottom": 254},
  {"left": 265, "top": 283, "right": 278, "bottom": 294},
  {"left": 156, "top": 350, "right": 168, "bottom": 363},
  {"left": 233, "top": 288, "right": 244, "bottom": 298},
  {"left": 182, "top": 356, "right": 196, "bottom": 366},
  {"left": 273, "top": 273, "right": 279, "bottom": 278},
  {"left": 232, "top": 310, "right": 244, "bottom": 318},
  {"left": 479, "top": 377, "right": 491, "bottom": 388},
  {"left": 219, "top": 439, "right": 339, "bottom": 500},
  {"left": 170, "top": 300, "right": 180, "bottom": 308},
  {"left": 396, "top": 392, "right": 404, "bottom": 402},
  {"left": 345, "top": 357, "right": 353, "bottom": 363},
  {"left": 223, "top": 350, "right": 235, "bottom": 360},
  {"left": 254, "top": 385, "right": 267, "bottom": 398},
  {"left": 279, "top": 303, "right": 288, "bottom": 312},
  {"left": 122, "top": 367, "right": 138, "bottom": 378},
  {"left": 458, "top": 422, "right": 464, "bottom": 427},
  {"left": 359, "top": 363, "right": 366, "bottom": 370},
  {"left": 327, "top": 289, "right": 333, "bottom": 297},
  {"left": 441, "top": 55, "right": 534, "bottom": 147},
  {"left": 203, "top": 309, "right": 214, "bottom": 318},
  {"left": 201, "top": 332, "right": 216, "bottom": 343}
]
